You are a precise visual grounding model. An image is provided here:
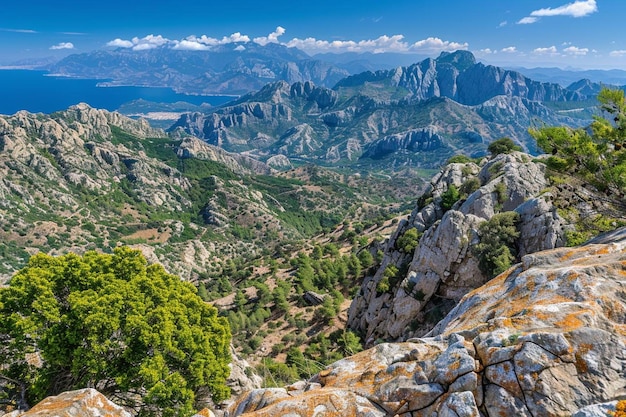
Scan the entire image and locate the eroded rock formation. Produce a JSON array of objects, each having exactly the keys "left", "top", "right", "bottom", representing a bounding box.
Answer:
[{"left": 226, "top": 230, "right": 626, "bottom": 416}]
